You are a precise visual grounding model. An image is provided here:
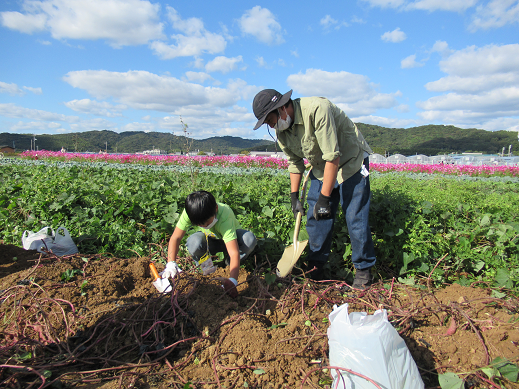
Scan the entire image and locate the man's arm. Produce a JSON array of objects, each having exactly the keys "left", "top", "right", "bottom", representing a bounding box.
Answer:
[
  {"left": 290, "top": 172, "right": 303, "bottom": 193},
  {"left": 167, "top": 226, "right": 186, "bottom": 263},
  {"left": 320, "top": 156, "right": 340, "bottom": 196}
]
